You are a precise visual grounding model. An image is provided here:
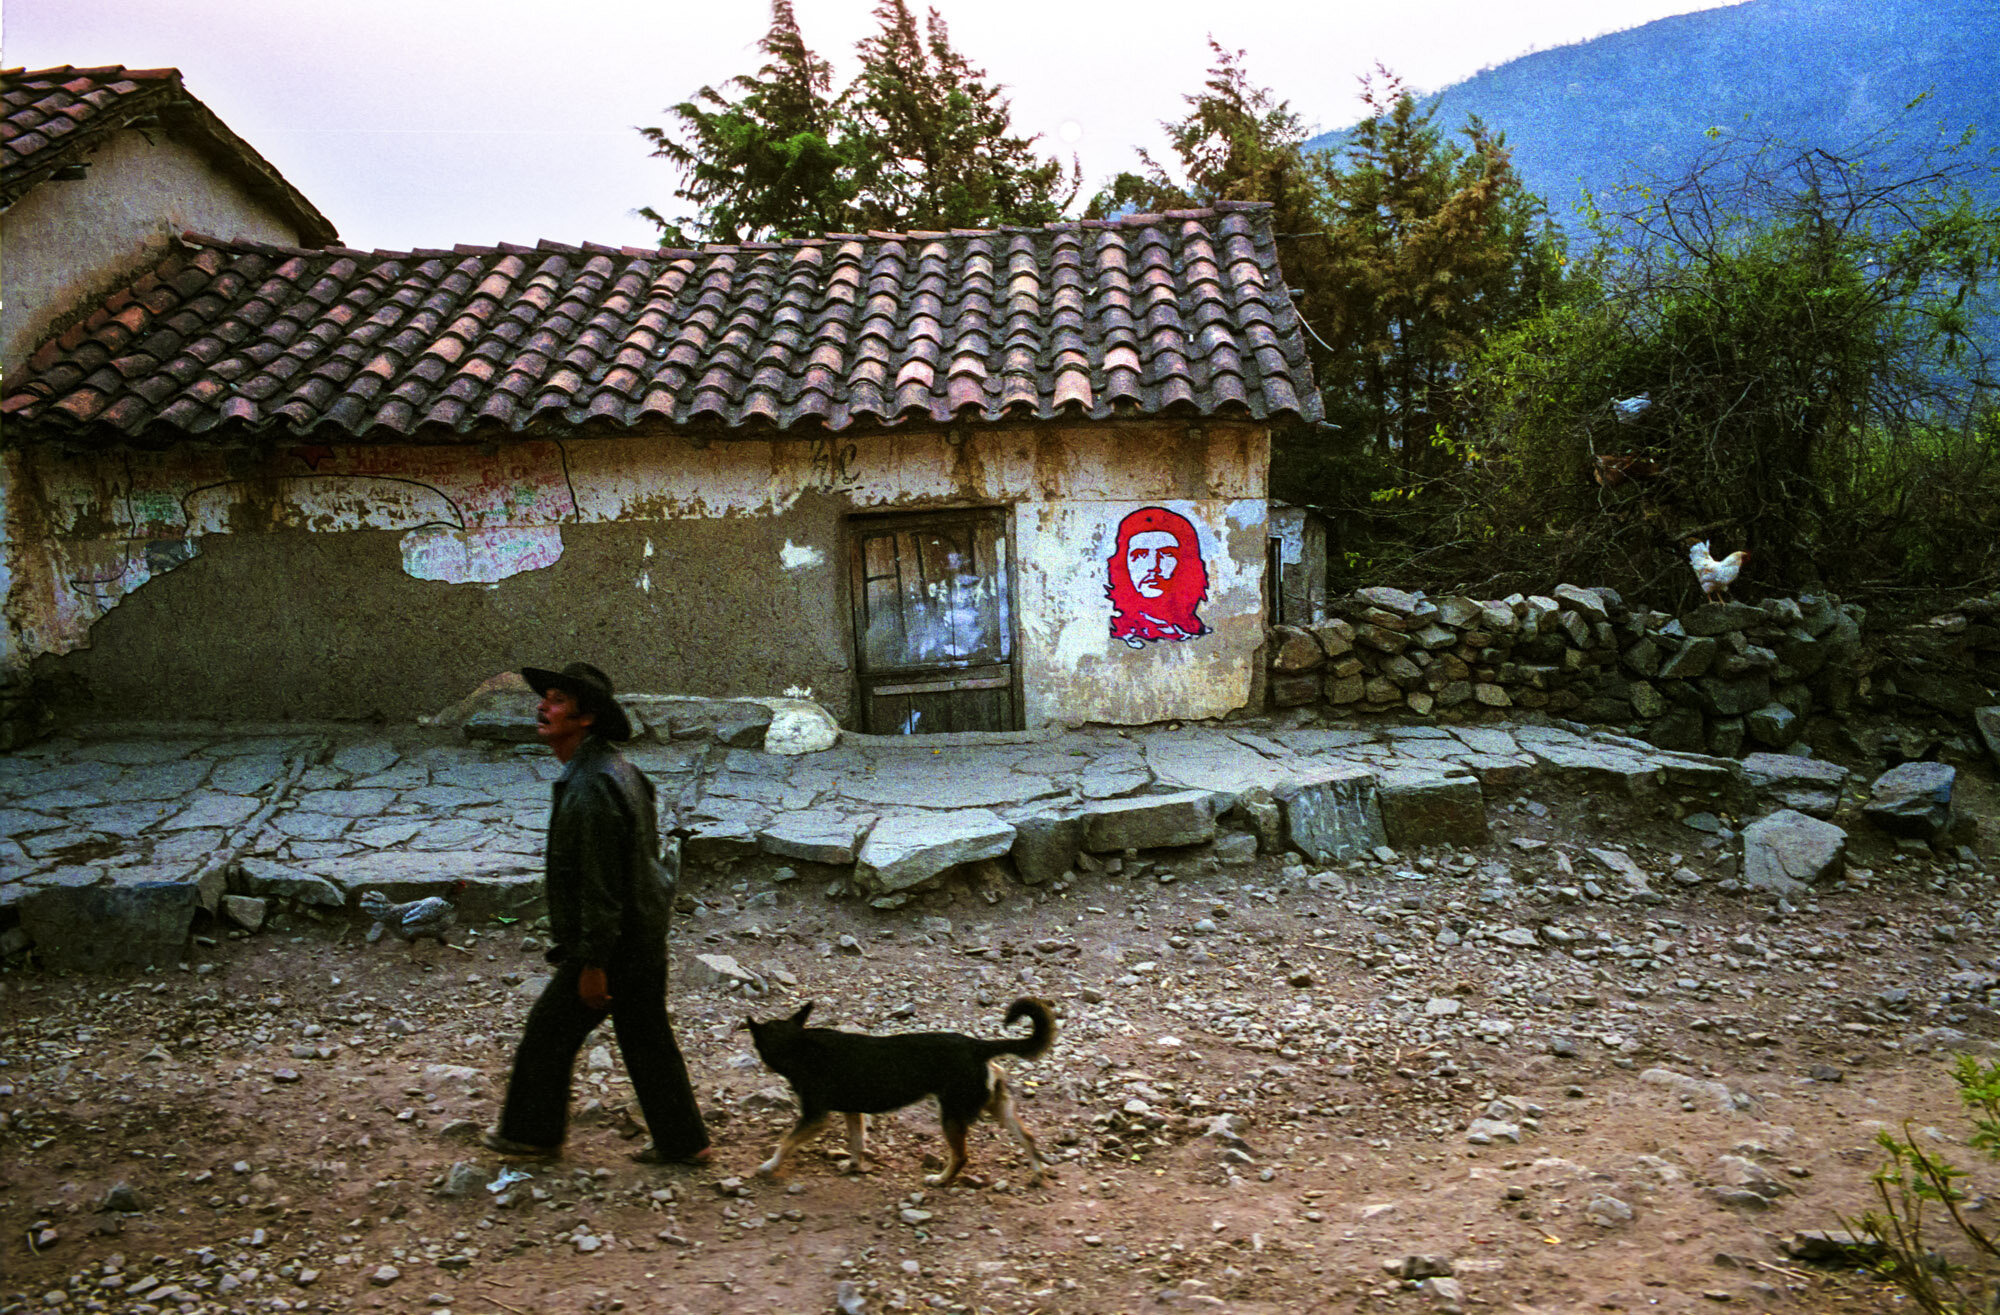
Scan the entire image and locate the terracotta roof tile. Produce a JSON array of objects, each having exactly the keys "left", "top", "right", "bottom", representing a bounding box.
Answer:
[{"left": 4, "top": 204, "right": 1318, "bottom": 444}]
